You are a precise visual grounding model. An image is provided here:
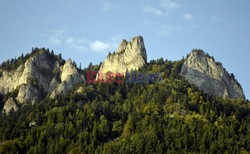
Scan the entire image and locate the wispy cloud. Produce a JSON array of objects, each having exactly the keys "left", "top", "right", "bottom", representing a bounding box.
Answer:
[
  {"left": 210, "top": 15, "right": 220, "bottom": 22},
  {"left": 49, "top": 36, "right": 62, "bottom": 46},
  {"left": 188, "top": 24, "right": 200, "bottom": 31},
  {"left": 48, "top": 30, "right": 87, "bottom": 52},
  {"left": 183, "top": 13, "right": 193, "bottom": 21},
  {"left": 89, "top": 34, "right": 122, "bottom": 53},
  {"left": 160, "top": 0, "right": 180, "bottom": 10},
  {"left": 143, "top": 19, "right": 155, "bottom": 27},
  {"left": 102, "top": 1, "right": 118, "bottom": 11},
  {"left": 157, "top": 24, "right": 181, "bottom": 37},
  {"left": 49, "top": 30, "right": 64, "bottom": 46},
  {"left": 65, "top": 37, "right": 87, "bottom": 51},
  {"left": 144, "top": 7, "right": 162, "bottom": 16},
  {"left": 47, "top": 30, "right": 120, "bottom": 53},
  {"left": 90, "top": 41, "right": 115, "bottom": 52},
  {"left": 142, "top": 0, "right": 179, "bottom": 17},
  {"left": 90, "top": 34, "right": 121, "bottom": 53}
]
